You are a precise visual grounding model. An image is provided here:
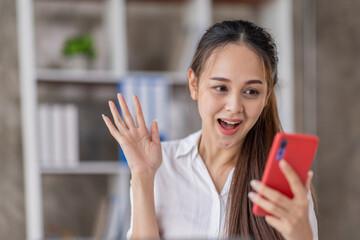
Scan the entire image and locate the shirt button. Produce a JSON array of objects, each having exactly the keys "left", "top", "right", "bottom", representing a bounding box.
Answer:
[{"left": 212, "top": 228, "right": 218, "bottom": 235}]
